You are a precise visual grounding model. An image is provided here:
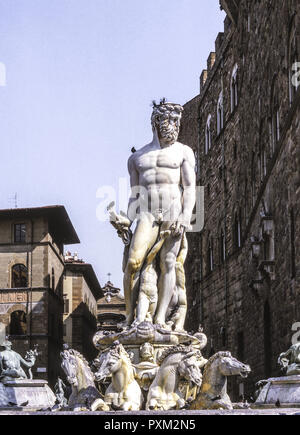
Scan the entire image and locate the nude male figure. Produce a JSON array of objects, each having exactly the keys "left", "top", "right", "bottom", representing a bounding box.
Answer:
[
  {"left": 0, "top": 340, "right": 36, "bottom": 381},
  {"left": 123, "top": 100, "right": 196, "bottom": 328}
]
